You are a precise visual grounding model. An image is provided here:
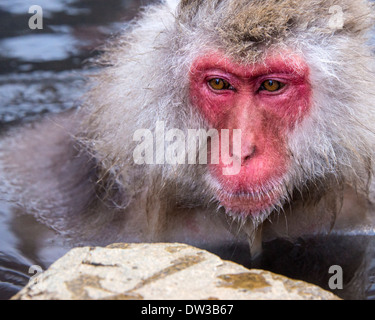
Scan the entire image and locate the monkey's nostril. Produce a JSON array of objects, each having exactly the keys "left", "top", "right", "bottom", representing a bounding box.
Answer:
[{"left": 242, "top": 146, "right": 256, "bottom": 162}]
